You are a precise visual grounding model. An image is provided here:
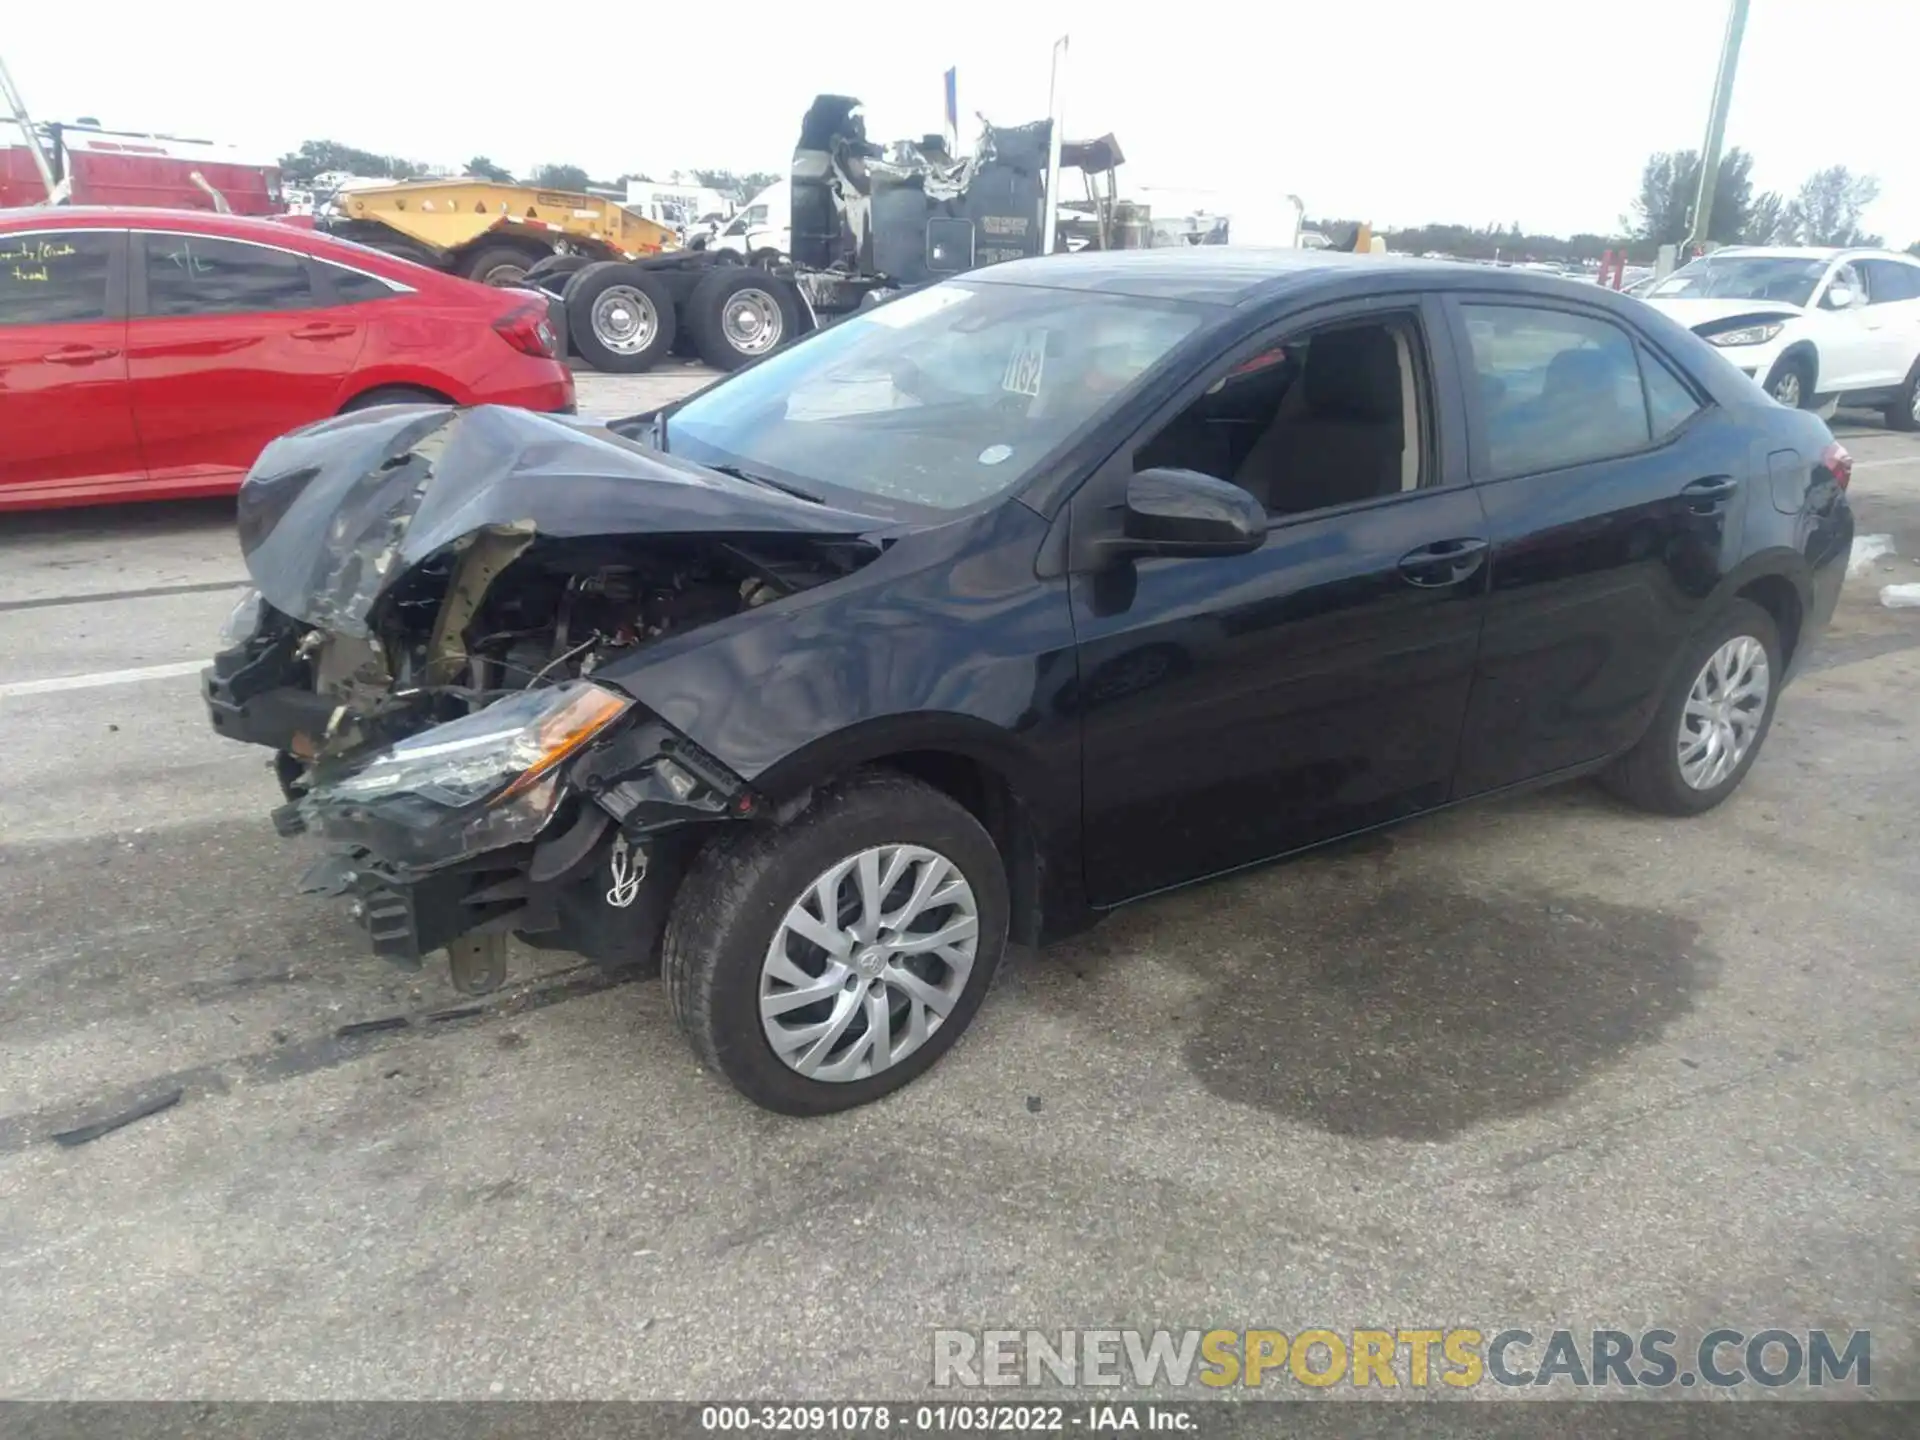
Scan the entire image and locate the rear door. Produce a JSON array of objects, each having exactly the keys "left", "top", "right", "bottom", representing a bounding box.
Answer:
[
  {"left": 0, "top": 227, "right": 144, "bottom": 508},
  {"left": 126, "top": 229, "right": 368, "bottom": 490},
  {"left": 1445, "top": 296, "right": 1749, "bottom": 795}
]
